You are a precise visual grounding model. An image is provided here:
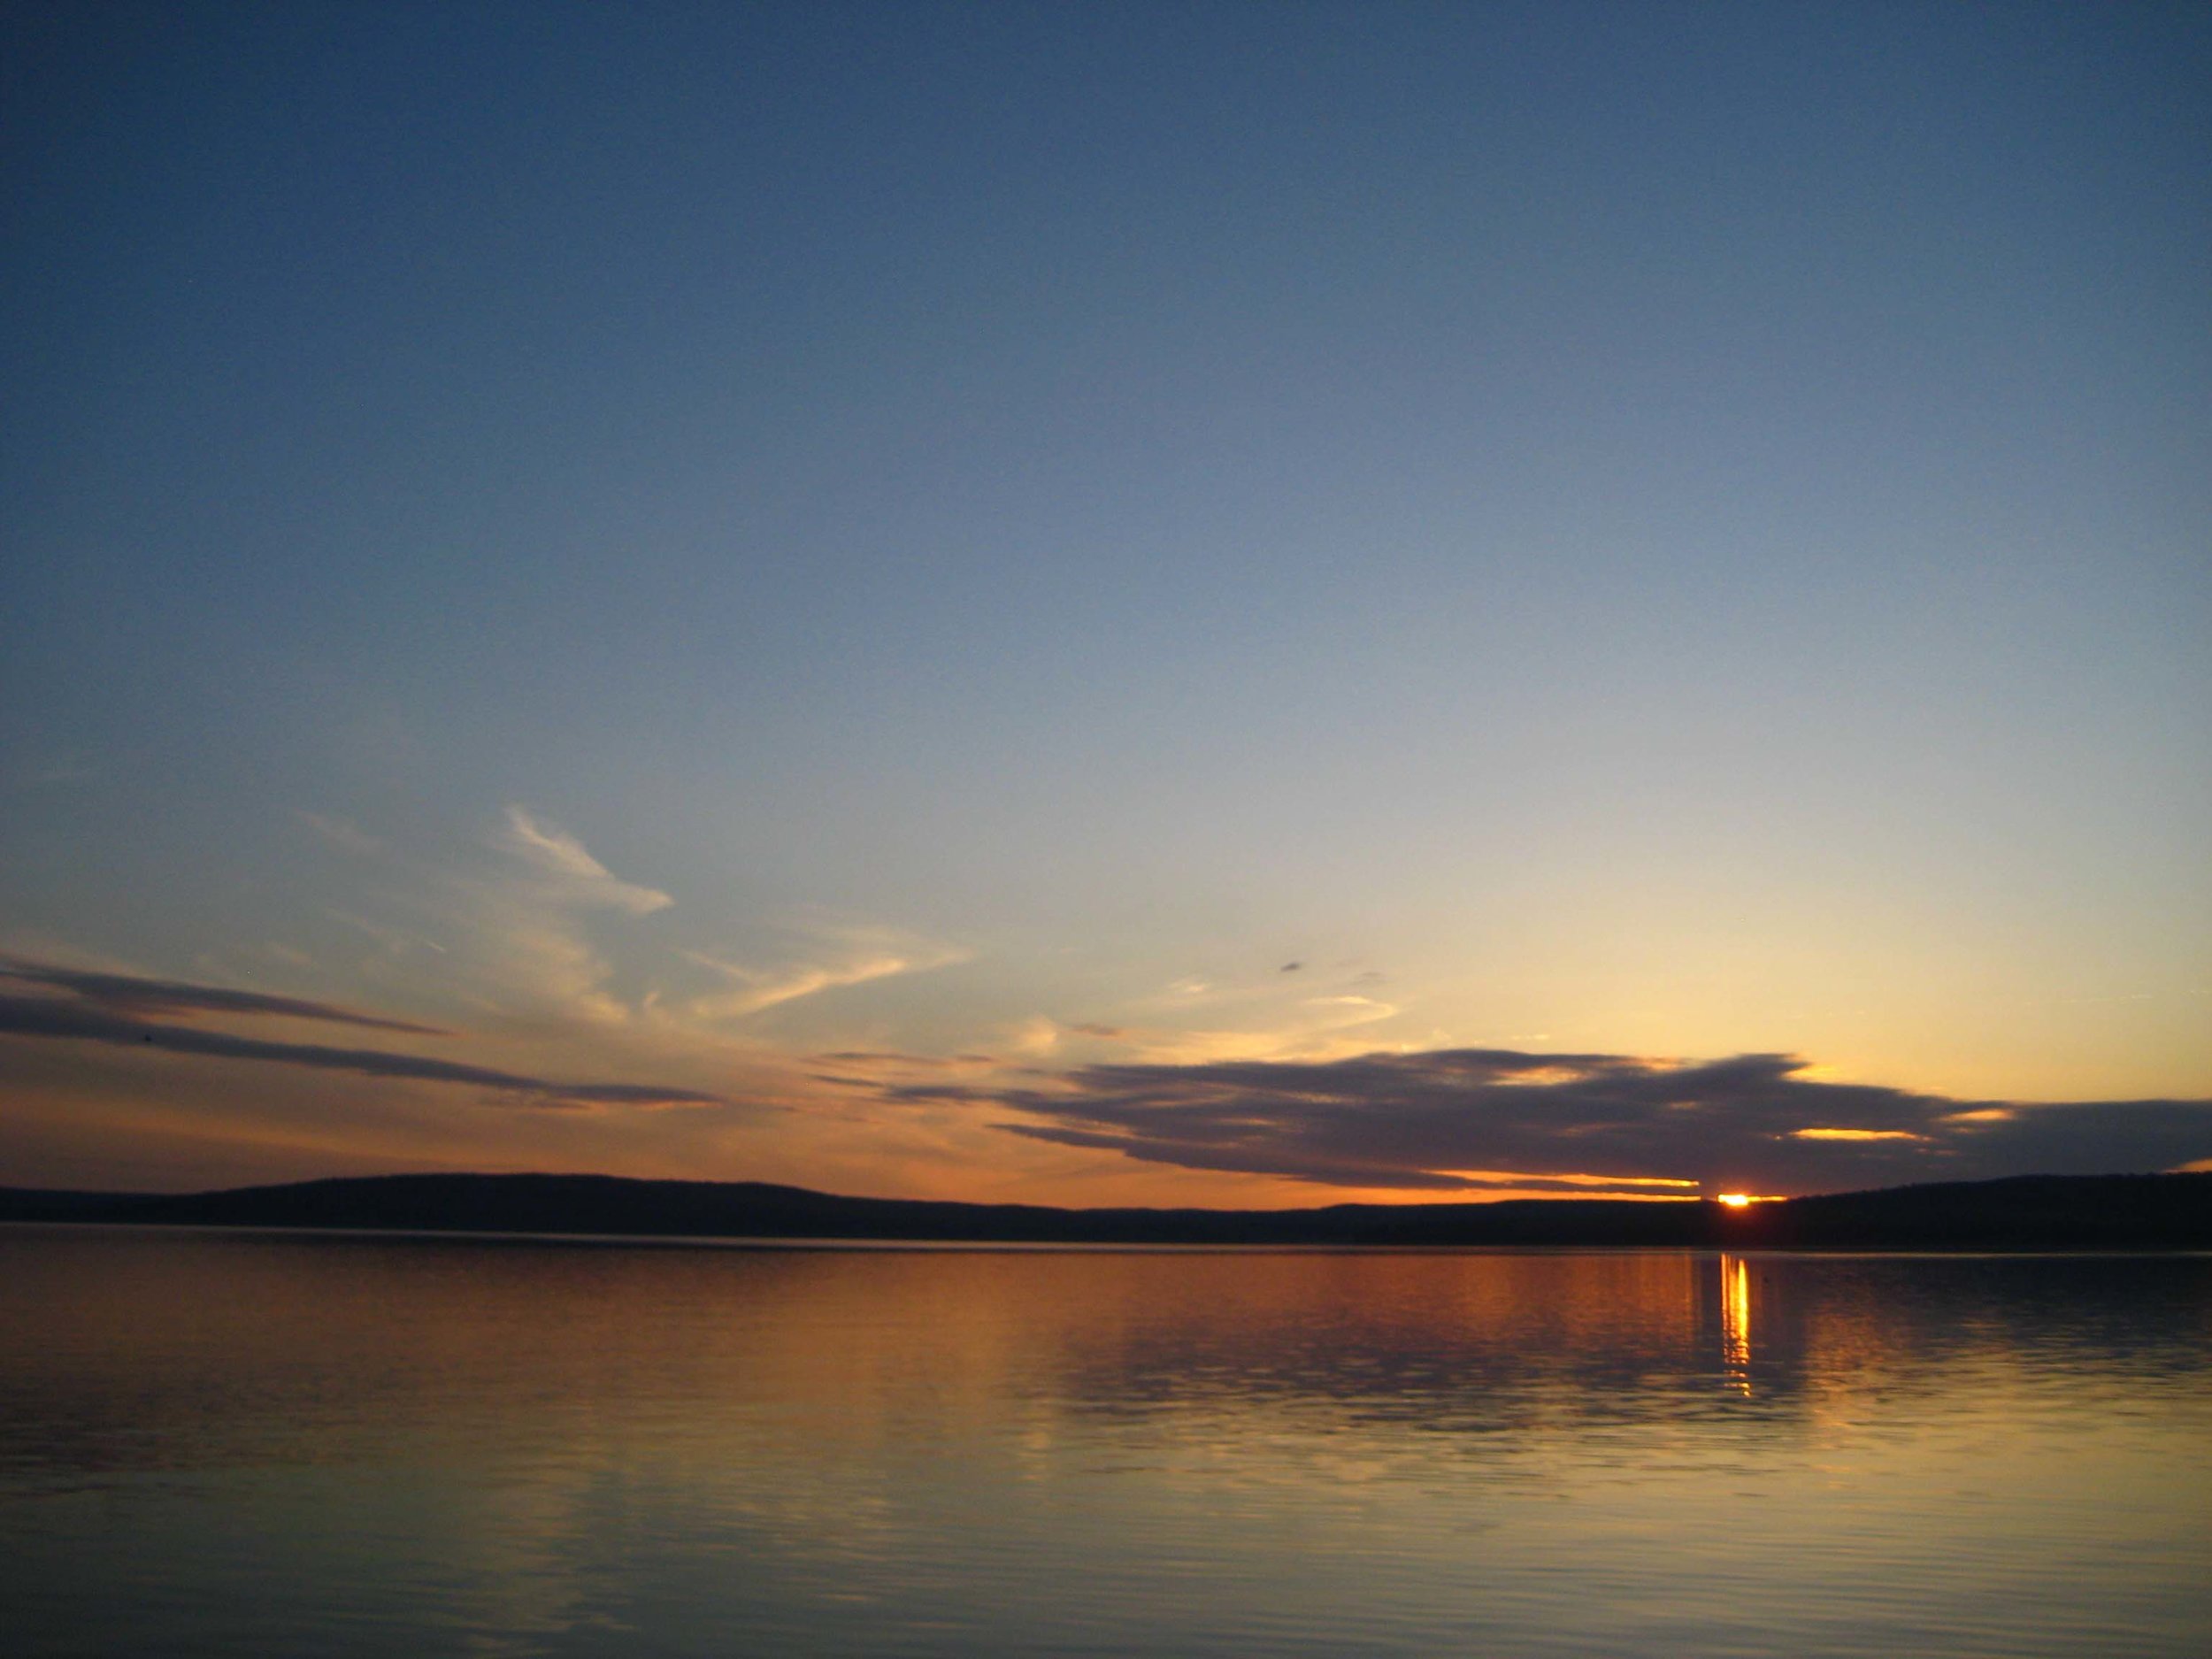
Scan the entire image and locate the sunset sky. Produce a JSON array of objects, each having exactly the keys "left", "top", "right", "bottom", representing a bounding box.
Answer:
[{"left": 4, "top": 1, "right": 2208, "bottom": 1203}]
